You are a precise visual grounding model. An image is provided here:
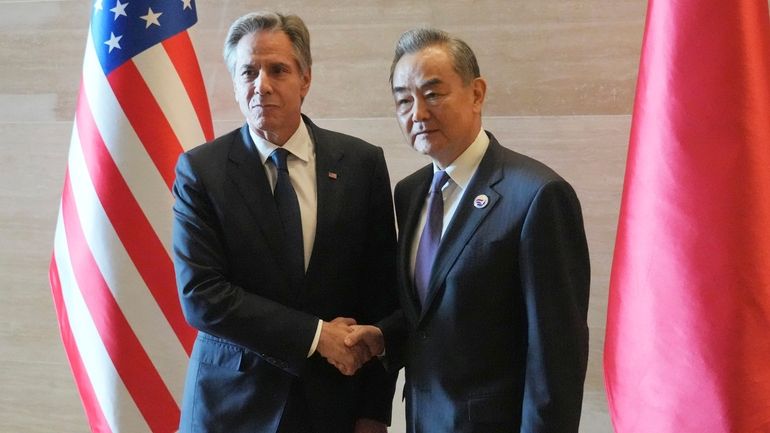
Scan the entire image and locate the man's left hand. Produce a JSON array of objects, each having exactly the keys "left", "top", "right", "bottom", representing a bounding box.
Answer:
[{"left": 345, "top": 325, "right": 385, "bottom": 359}]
